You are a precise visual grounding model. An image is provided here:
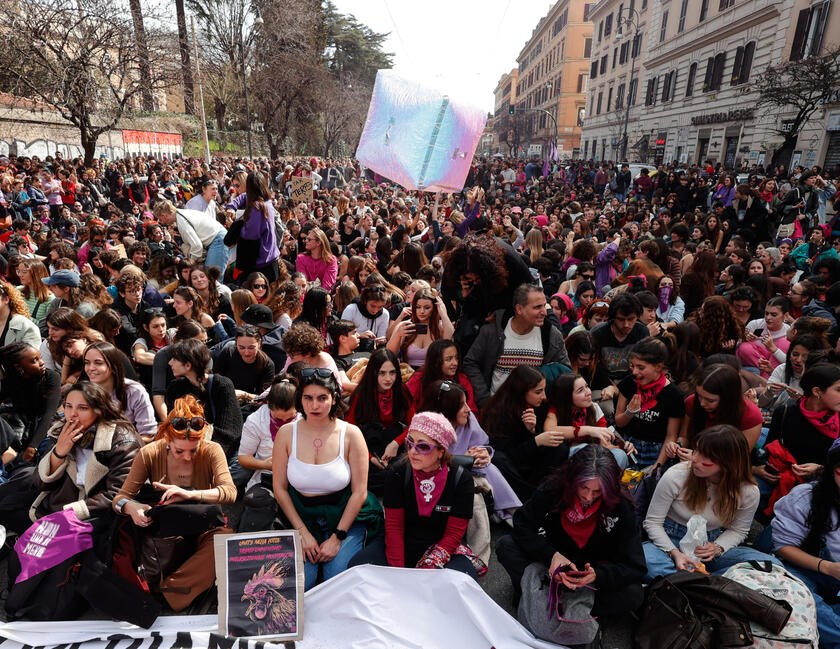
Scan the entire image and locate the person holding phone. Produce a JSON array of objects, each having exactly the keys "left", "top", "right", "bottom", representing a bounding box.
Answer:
[
  {"left": 736, "top": 297, "right": 791, "bottom": 377},
  {"left": 497, "top": 444, "right": 645, "bottom": 617},
  {"left": 643, "top": 425, "right": 778, "bottom": 579},
  {"left": 387, "top": 287, "right": 454, "bottom": 369}
]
